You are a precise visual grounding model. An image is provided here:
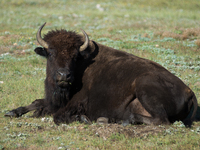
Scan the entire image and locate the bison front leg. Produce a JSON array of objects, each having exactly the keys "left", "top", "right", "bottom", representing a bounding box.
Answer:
[
  {"left": 54, "top": 111, "right": 91, "bottom": 125},
  {"left": 53, "top": 98, "right": 90, "bottom": 125},
  {"left": 5, "top": 99, "right": 45, "bottom": 118}
]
